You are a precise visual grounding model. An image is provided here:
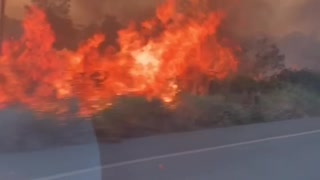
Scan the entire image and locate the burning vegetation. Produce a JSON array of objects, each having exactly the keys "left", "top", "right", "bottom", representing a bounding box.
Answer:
[{"left": 0, "top": 0, "right": 238, "bottom": 117}]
